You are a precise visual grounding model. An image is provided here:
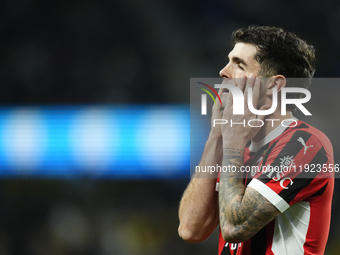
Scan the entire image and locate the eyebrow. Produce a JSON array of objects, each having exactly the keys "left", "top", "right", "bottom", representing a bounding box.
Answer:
[{"left": 228, "top": 56, "right": 248, "bottom": 67}]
